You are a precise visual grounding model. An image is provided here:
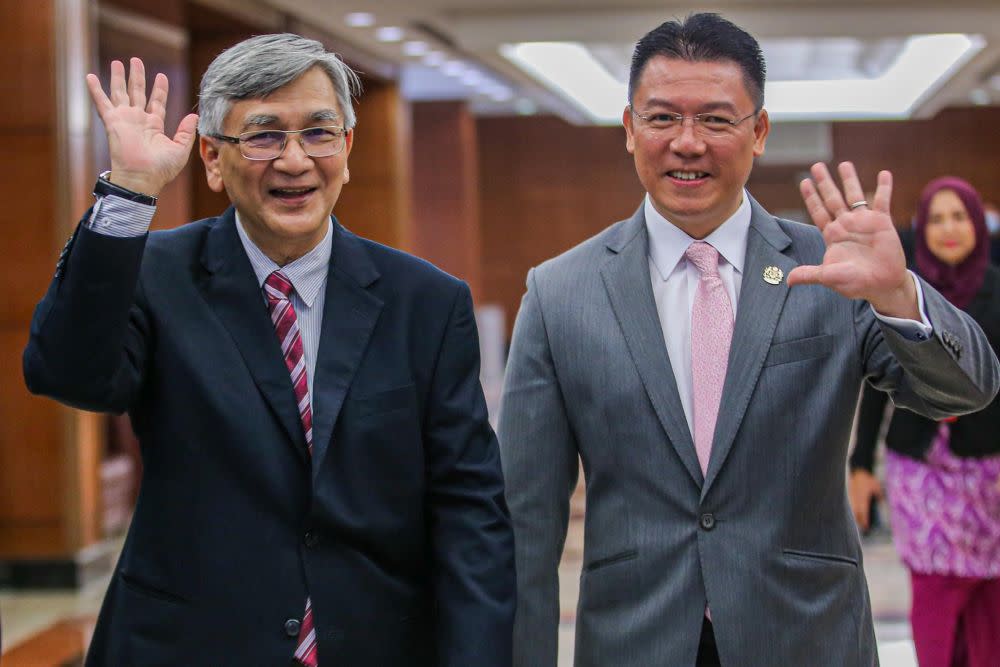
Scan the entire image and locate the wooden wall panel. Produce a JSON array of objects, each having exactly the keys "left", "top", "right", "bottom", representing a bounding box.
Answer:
[
  {"left": 833, "top": 108, "right": 1000, "bottom": 227},
  {"left": 0, "top": 136, "right": 59, "bottom": 326},
  {"left": 0, "top": 2, "right": 56, "bottom": 129},
  {"left": 411, "top": 101, "right": 482, "bottom": 299},
  {"left": 0, "top": 0, "right": 75, "bottom": 559},
  {"left": 335, "top": 78, "right": 413, "bottom": 250},
  {"left": 477, "top": 115, "right": 643, "bottom": 336}
]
